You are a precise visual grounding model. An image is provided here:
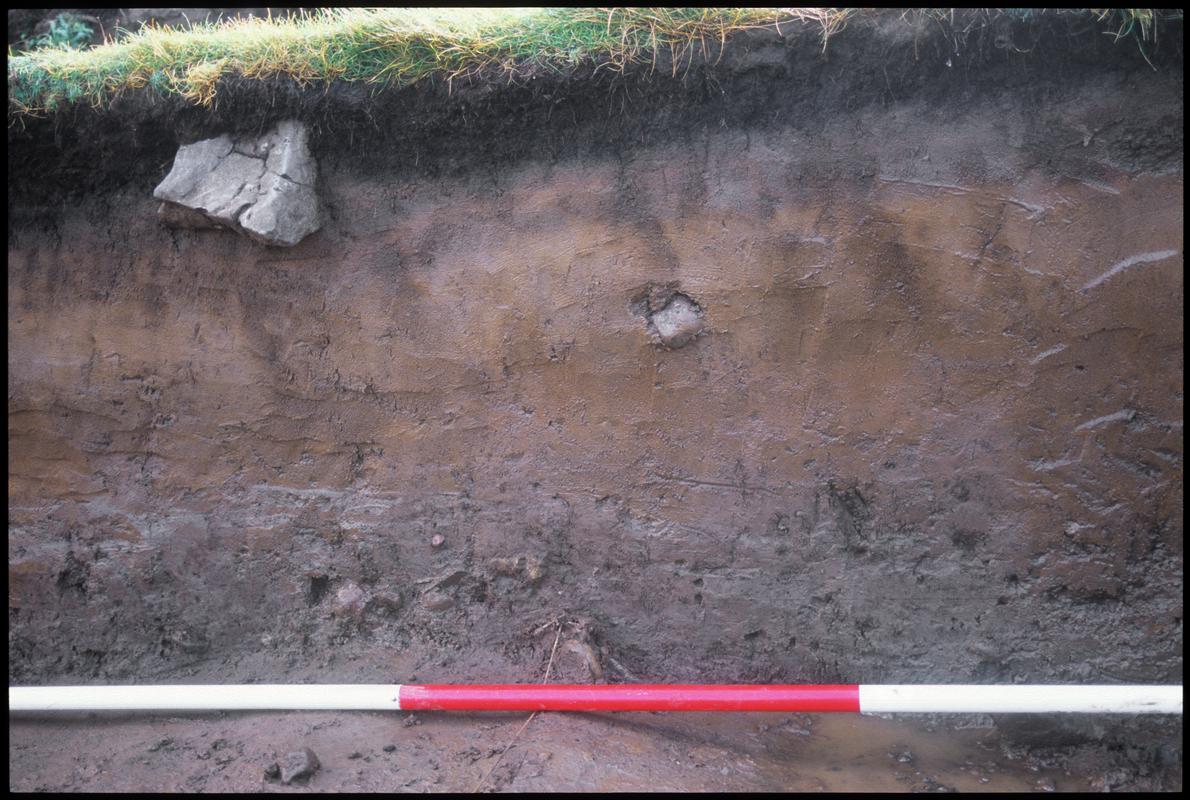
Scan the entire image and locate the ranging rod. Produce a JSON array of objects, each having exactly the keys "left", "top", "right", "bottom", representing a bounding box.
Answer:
[{"left": 8, "top": 684, "right": 1183, "bottom": 714}]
